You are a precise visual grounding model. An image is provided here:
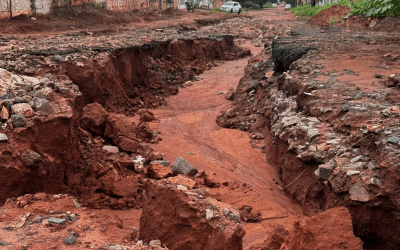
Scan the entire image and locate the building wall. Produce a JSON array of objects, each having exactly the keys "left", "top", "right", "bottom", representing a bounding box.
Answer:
[{"left": 0, "top": 0, "right": 165, "bottom": 19}]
